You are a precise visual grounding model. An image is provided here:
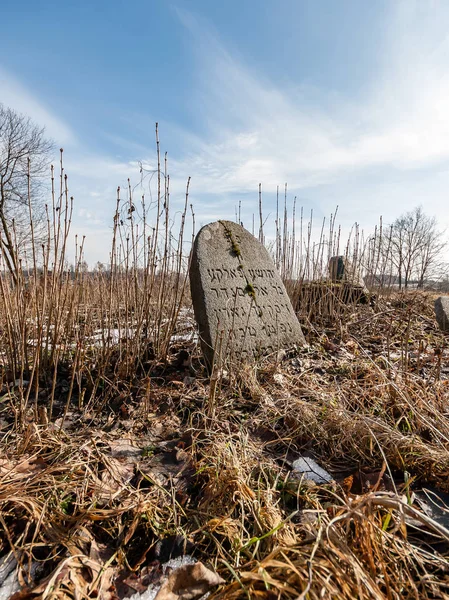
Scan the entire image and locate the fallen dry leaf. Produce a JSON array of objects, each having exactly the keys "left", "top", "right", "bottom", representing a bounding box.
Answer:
[
  {"left": 109, "top": 438, "right": 142, "bottom": 462},
  {"left": 155, "top": 562, "right": 225, "bottom": 600},
  {"left": 0, "top": 457, "right": 47, "bottom": 482}
]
